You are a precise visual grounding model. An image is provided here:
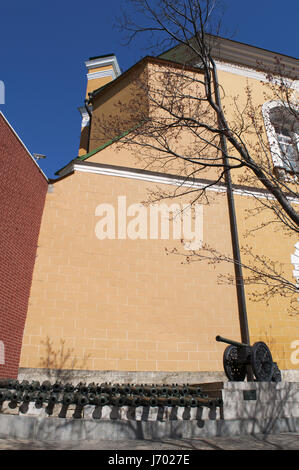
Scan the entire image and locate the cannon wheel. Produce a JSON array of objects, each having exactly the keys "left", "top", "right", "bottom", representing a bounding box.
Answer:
[
  {"left": 223, "top": 345, "right": 247, "bottom": 381},
  {"left": 251, "top": 342, "right": 274, "bottom": 382}
]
